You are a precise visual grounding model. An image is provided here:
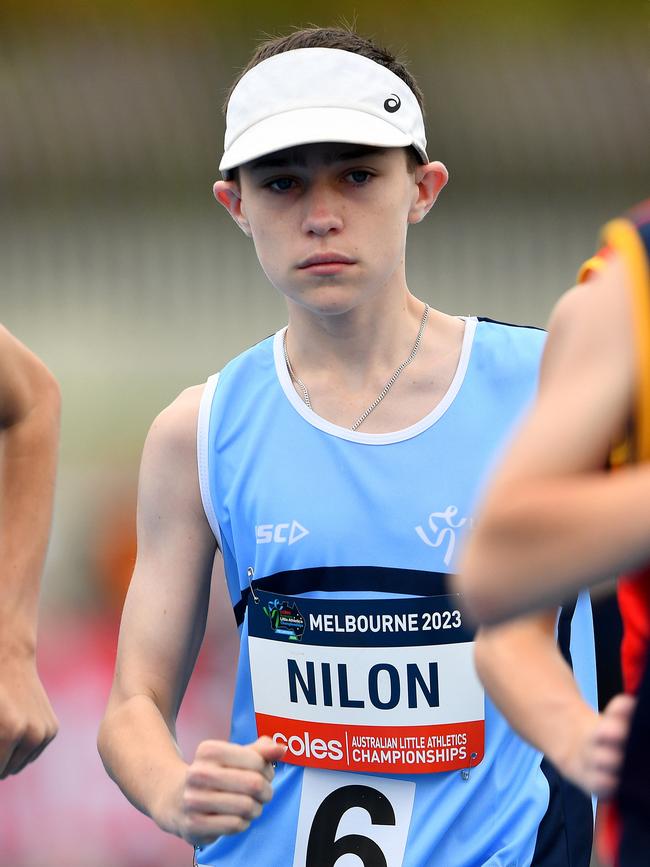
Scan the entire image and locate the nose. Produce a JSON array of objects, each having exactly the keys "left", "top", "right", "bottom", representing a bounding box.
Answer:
[{"left": 300, "top": 182, "right": 344, "bottom": 237}]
